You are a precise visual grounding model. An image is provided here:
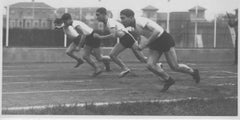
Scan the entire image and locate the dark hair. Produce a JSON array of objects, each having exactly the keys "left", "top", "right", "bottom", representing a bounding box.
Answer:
[
  {"left": 120, "top": 9, "right": 135, "bottom": 17},
  {"left": 96, "top": 7, "right": 107, "bottom": 15},
  {"left": 61, "top": 13, "right": 72, "bottom": 21},
  {"left": 54, "top": 18, "right": 63, "bottom": 24}
]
